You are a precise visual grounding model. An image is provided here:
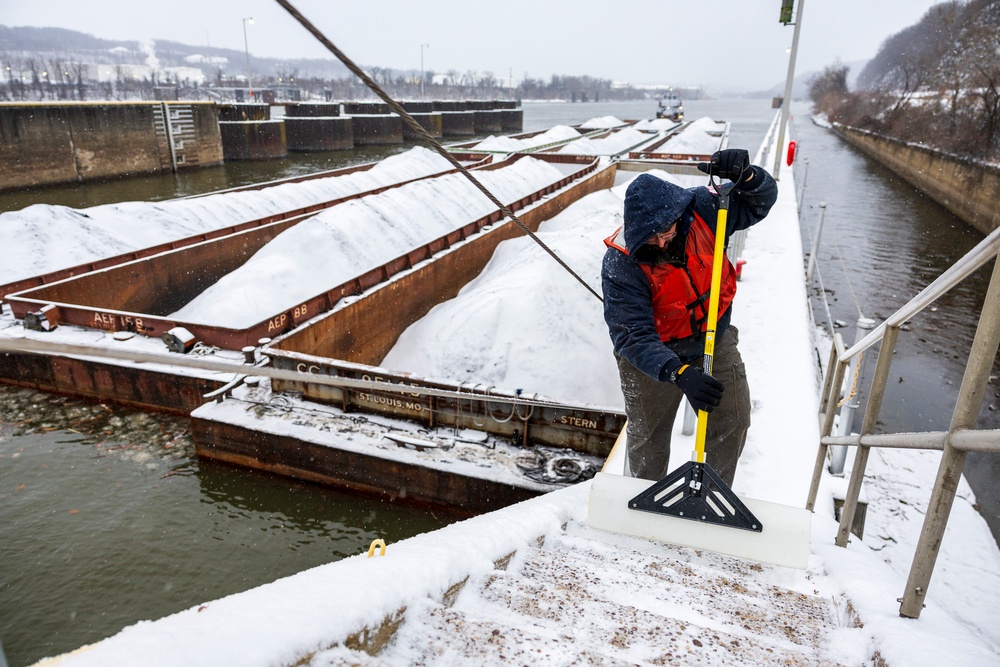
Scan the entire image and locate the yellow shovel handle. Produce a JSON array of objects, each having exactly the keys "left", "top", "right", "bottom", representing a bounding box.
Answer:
[{"left": 694, "top": 202, "right": 729, "bottom": 462}]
